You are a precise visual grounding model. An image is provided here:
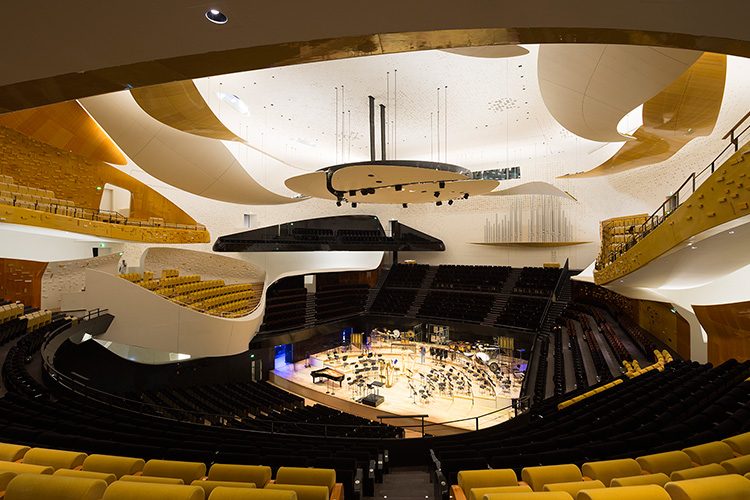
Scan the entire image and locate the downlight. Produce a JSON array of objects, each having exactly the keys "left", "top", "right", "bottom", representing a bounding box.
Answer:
[{"left": 205, "top": 9, "right": 228, "bottom": 24}]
